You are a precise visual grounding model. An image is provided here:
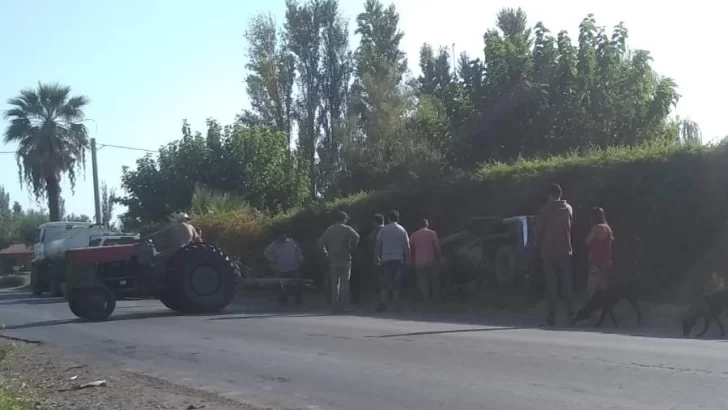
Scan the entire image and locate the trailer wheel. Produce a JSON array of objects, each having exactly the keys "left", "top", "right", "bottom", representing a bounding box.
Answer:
[
  {"left": 67, "top": 285, "right": 116, "bottom": 321},
  {"left": 165, "top": 243, "right": 239, "bottom": 314},
  {"left": 495, "top": 245, "right": 517, "bottom": 286}
]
